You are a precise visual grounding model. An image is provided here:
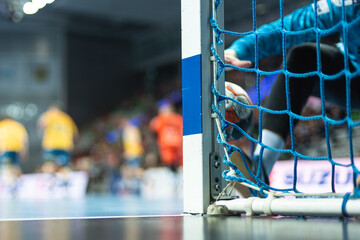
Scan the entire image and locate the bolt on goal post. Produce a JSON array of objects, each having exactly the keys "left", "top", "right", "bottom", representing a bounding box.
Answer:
[{"left": 181, "top": 0, "right": 226, "bottom": 214}]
